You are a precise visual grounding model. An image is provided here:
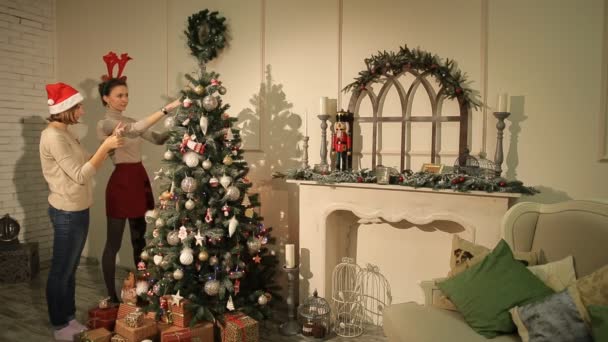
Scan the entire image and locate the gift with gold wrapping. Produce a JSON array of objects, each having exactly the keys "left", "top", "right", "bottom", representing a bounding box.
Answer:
[
  {"left": 161, "top": 321, "right": 214, "bottom": 342},
  {"left": 125, "top": 310, "right": 145, "bottom": 328},
  {"left": 115, "top": 318, "right": 157, "bottom": 342},
  {"left": 164, "top": 295, "right": 192, "bottom": 328},
  {"left": 219, "top": 313, "right": 258, "bottom": 342},
  {"left": 109, "top": 334, "right": 128, "bottom": 342},
  {"left": 77, "top": 327, "right": 111, "bottom": 342}
]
